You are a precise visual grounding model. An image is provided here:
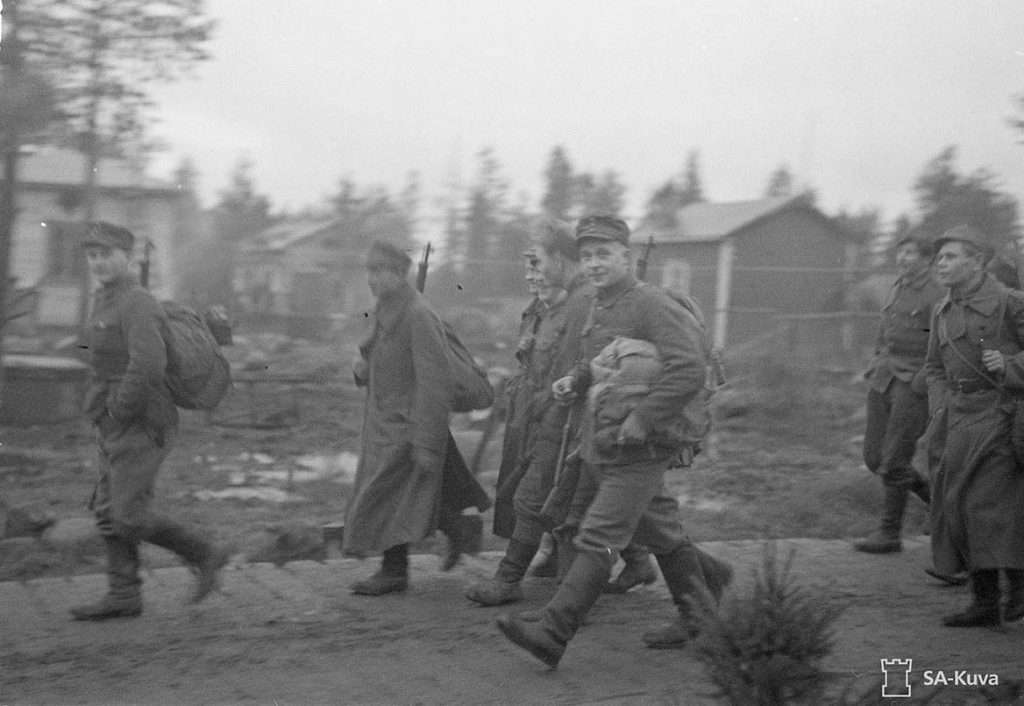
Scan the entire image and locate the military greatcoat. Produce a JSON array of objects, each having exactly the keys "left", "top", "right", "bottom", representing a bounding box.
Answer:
[
  {"left": 925, "top": 273, "right": 1024, "bottom": 574},
  {"left": 343, "top": 281, "right": 452, "bottom": 557}
]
